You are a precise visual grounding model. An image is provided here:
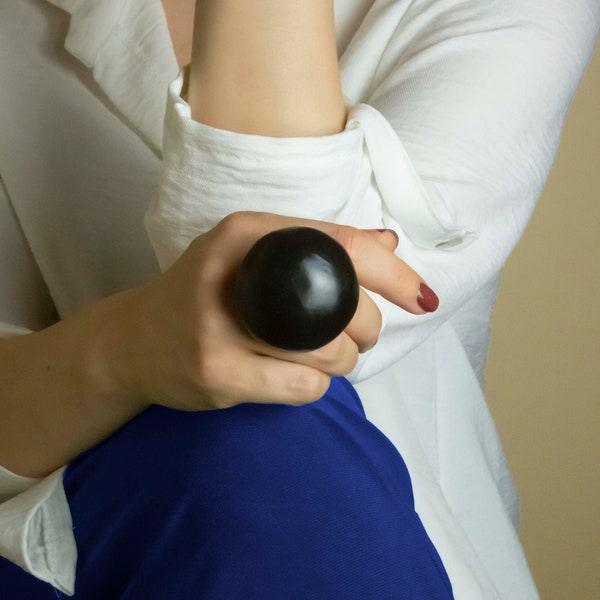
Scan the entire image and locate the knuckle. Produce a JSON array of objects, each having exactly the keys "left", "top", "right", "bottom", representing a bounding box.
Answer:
[
  {"left": 218, "top": 211, "right": 262, "bottom": 238},
  {"left": 314, "top": 336, "right": 357, "bottom": 375},
  {"left": 314, "top": 336, "right": 344, "bottom": 367},
  {"left": 288, "top": 371, "right": 328, "bottom": 405},
  {"left": 192, "top": 350, "right": 229, "bottom": 395},
  {"left": 181, "top": 236, "right": 226, "bottom": 289},
  {"left": 218, "top": 211, "right": 245, "bottom": 234},
  {"left": 198, "top": 389, "right": 234, "bottom": 411},
  {"left": 339, "top": 347, "right": 359, "bottom": 375},
  {"left": 333, "top": 225, "right": 363, "bottom": 262}
]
